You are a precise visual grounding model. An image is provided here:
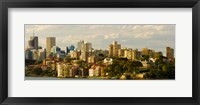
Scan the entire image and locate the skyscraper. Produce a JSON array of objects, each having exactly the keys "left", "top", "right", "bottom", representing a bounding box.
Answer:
[
  {"left": 66, "top": 46, "right": 70, "bottom": 54},
  {"left": 109, "top": 44, "right": 113, "bottom": 57},
  {"left": 80, "top": 42, "right": 92, "bottom": 61},
  {"left": 77, "top": 40, "right": 84, "bottom": 51},
  {"left": 46, "top": 37, "right": 56, "bottom": 57},
  {"left": 28, "top": 36, "right": 38, "bottom": 50},
  {"left": 166, "top": 47, "right": 174, "bottom": 60},
  {"left": 109, "top": 41, "right": 121, "bottom": 57},
  {"left": 69, "top": 45, "right": 75, "bottom": 51}
]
